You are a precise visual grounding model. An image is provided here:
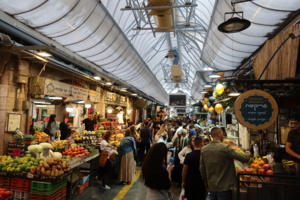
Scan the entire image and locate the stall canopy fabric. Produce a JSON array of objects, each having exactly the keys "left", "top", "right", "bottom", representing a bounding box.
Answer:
[{"left": 0, "top": 0, "right": 299, "bottom": 105}]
